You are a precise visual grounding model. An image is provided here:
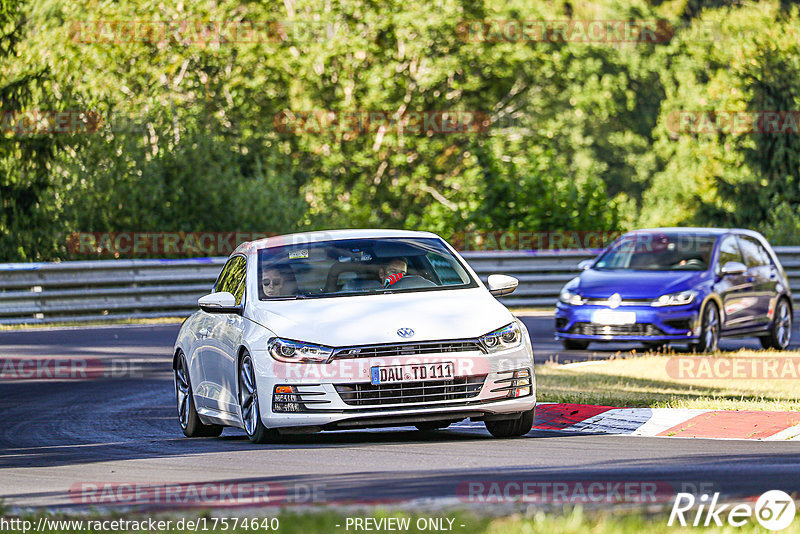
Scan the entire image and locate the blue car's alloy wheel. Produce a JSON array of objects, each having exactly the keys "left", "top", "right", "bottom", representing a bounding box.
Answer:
[
  {"left": 692, "top": 302, "right": 719, "bottom": 353},
  {"left": 760, "top": 299, "right": 793, "bottom": 350}
]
